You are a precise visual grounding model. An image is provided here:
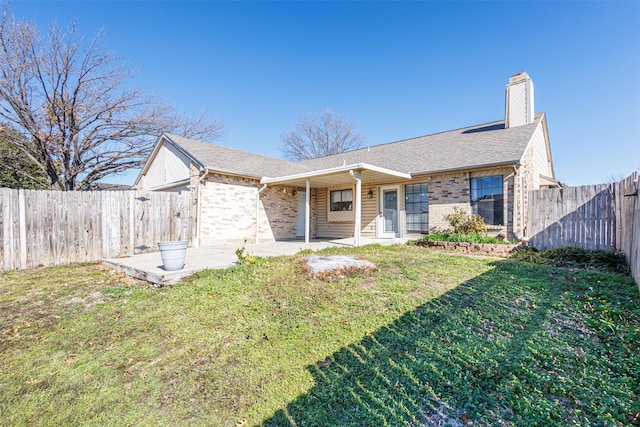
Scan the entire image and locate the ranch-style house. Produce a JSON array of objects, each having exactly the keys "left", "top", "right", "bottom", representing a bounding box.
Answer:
[{"left": 134, "top": 72, "right": 559, "bottom": 246}]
